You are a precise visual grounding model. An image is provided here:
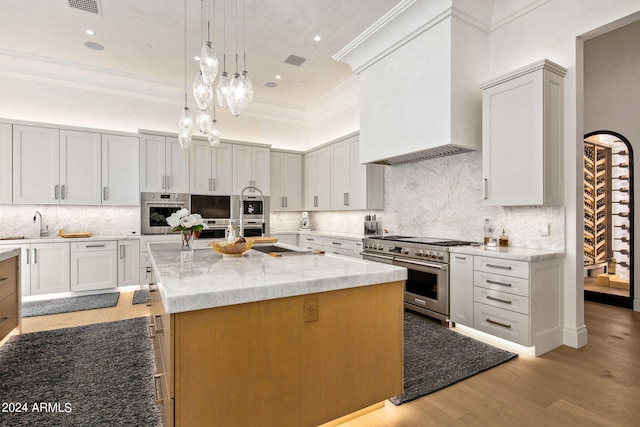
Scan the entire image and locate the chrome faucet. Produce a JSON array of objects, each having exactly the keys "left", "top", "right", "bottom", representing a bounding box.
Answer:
[
  {"left": 239, "top": 186, "right": 265, "bottom": 237},
  {"left": 33, "top": 211, "right": 49, "bottom": 237}
]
